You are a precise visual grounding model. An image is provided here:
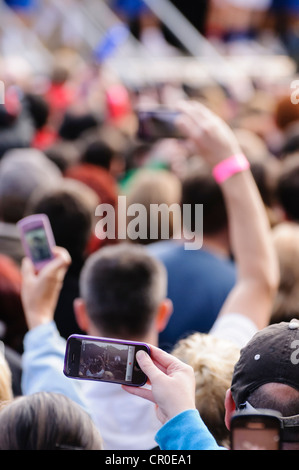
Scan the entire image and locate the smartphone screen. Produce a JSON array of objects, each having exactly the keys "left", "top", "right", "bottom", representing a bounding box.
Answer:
[
  {"left": 231, "top": 414, "right": 281, "bottom": 450},
  {"left": 64, "top": 335, "right": 150, "bottom": 387},
  {"left": 24, "top": 225, "right": 53, "bottom": 263},
  {"left": 17, "top": 214, "right": 55, "bottom": 269},
  {"left": 137, "top": 110, "right": 183, "bottom": 141}
]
